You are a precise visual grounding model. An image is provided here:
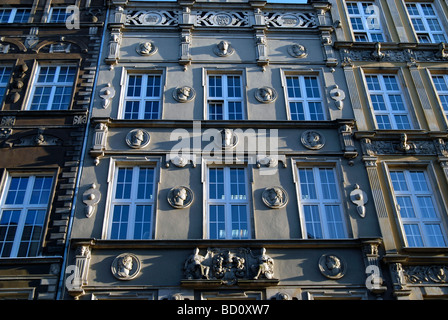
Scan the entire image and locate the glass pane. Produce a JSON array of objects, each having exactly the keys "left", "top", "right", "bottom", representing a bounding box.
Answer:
[
  {"left": 209, "top": 168, "right": 224, "bottom": 200},
  {"left": 208, "top": 103, "right": 223, "bottom": 120},
  {"left": 304, "top": 205, "right": 322, "bottom": 239},
  {"left": 227, "top": 76, "right": 241, "bottom": 98},
  {"left": 209, "top": 205, "right": 225, "bottom": 239},
  {"left": 290, "top": 102, "right": 305, "bottom": 120},
  {"left": 309, "top": 102, "right": 325, "bottom": 120},
  {"left": 228, "top": 102, "right": 243, "bottom": 120},
  {"left": 390, "top": 171, "right": 408, "bottom": 191},
  {"left": 137, "top": 168, "right": 154, "bottom": 200},
  {"left": 231, "top": 205, "right": 248, "bottom": 239},
  {"left": 0, "top": 210, "right": 20, "bottom": 257},
  {"left": 115, "top": 168, "right": 133, "bottom": 199},
  {"left": 396, "top": 196, "right": 416, "bottom": 219},
  {"left": 298, "top": 168, "right": 317, "bottom": 200},
  {"left": 37, "top": 67, "right": 56, "bottom": 83},
  {"left": 417, "top": 196, "right": 437, "bottom": 219},
  {"left": 209, "top": 76, "right": 222, "bottom": 97},
  {"left": 230, "top": 168, "right": 246, "bottom": 200},
  {"left": 127, "top": 75, "right": 142, "bottom": 97},
  {"left": 304, "top": 77, "right": 321, "bottom": 98},
  {"left": 404, "top": 224, "right": 424, "bottom": 247},
  {"left": 144, "top": 101, "right": 159, "bottom": 119},
  {"left": 18, "top": 209, "right": 46, "bottom": 257},
  {"left": 5, "top": 177, "right": 29, "bottom": 205},
  {"left": 325, "top": 205, "right": 345, "bottom": 238},
  {"left": 30, "top": 176, "right": 53, "bottom": 205},
  {"left": 319, "top": 168, "right": 338, "bottom": 200},
  {"left": 409, "top": 171, "right": 428, "bottom": 192},
  {"left": 134, "top": 205, "right": 152, "bottom": 239},
  {"left": 110, "top": 205, "right": 129, "bottom": 239},
  {"left": 286, "top": 76, "right": 301, "bottom": 98},
  {"left": 146, "top": 75, "right": 161, "bottom": 97},
  {"left": 424, "top": 224, "right": 446, "bottom": 247},
  {"left": 124, "top": 101, "right": 140, "bottom": 119}
]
